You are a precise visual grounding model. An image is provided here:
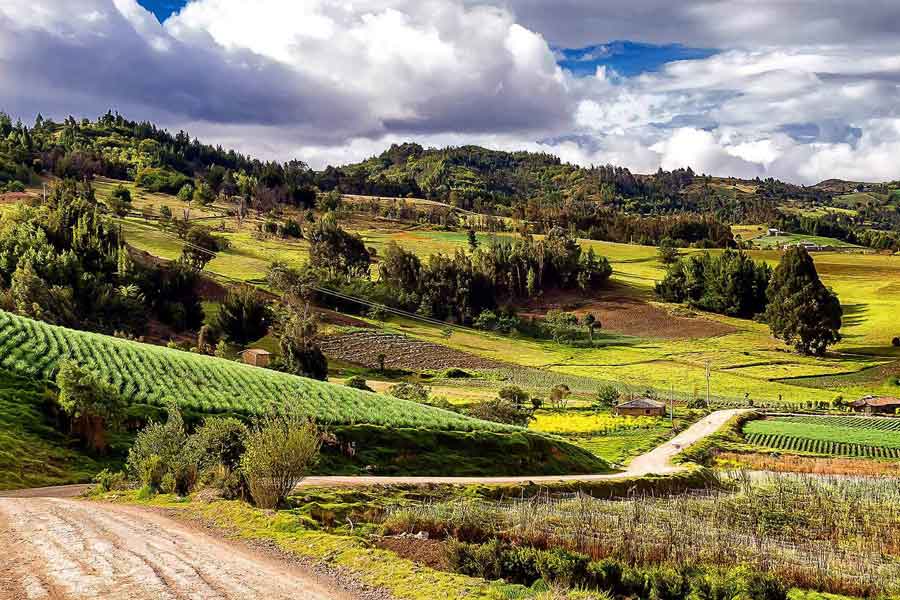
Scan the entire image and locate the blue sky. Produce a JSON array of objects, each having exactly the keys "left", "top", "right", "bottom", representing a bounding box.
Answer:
[
  {"left": 138, "top": 0, "right": 184, "bottom": 21},
  {"left": 555, "top": 41, "right": 717, "bottom": 78},
  {"left": 4, "top": 1, "right": 900, "bottom": 183}
]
